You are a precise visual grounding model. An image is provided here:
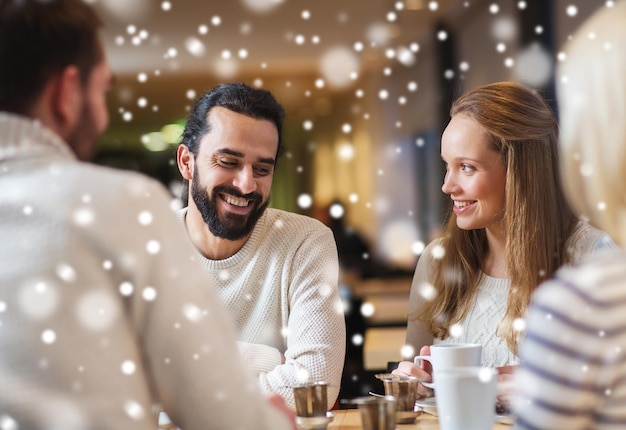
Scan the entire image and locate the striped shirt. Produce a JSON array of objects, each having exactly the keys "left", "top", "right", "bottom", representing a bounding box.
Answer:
[{"left": 514, "top": 248, "right": 626, "bottom": 429}]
